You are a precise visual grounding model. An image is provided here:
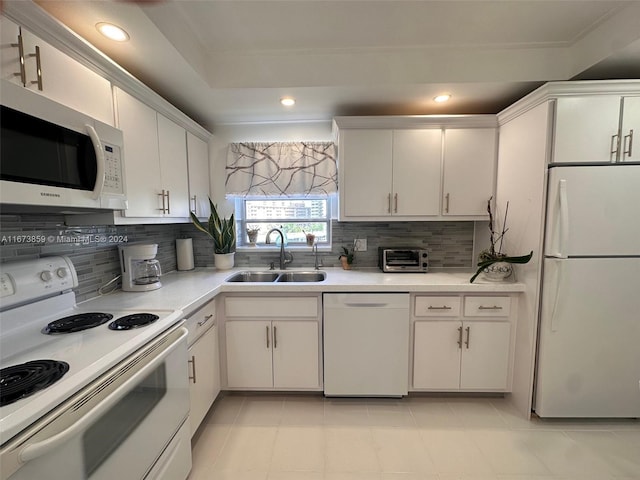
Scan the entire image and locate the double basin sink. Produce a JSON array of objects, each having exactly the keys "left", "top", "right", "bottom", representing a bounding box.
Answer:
[{"left": 226, "top": 270, "right": 326, "bottom": 283}]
